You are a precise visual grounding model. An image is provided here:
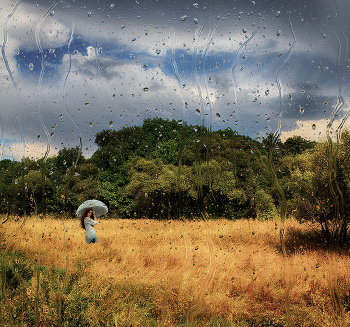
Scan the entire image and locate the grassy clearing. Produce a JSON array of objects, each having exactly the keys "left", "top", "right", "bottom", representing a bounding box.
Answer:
[{"left": 1, "top": 215, "right": 350, "bottom": 326}]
